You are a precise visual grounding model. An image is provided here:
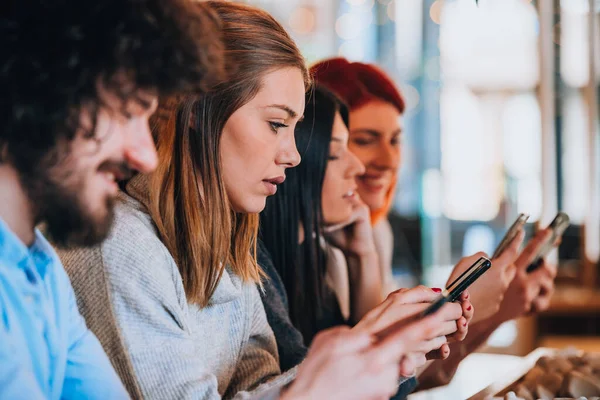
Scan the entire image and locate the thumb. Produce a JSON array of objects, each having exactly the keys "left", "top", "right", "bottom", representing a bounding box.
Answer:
[
  {"left": 494, "top": 229, "right": 525, "bottom": 267},
  {"left": 516, "top": 229, "right": 552, "bottom": 269}
]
